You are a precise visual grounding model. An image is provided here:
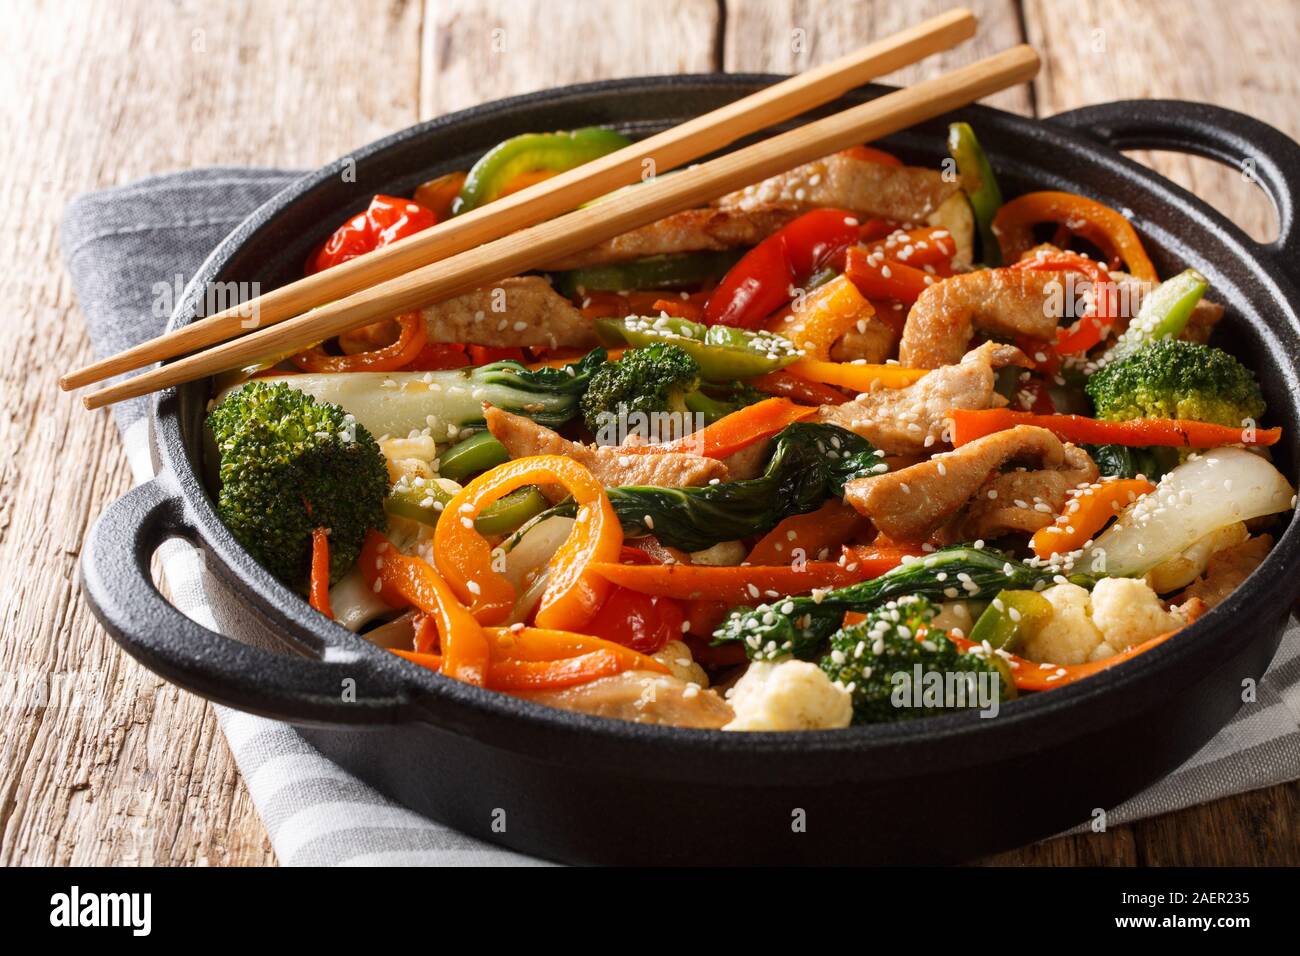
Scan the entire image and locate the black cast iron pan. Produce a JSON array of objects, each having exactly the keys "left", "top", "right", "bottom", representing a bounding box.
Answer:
[{"left": 81, "top": 76, "right": 1300, "bottom": 864}]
